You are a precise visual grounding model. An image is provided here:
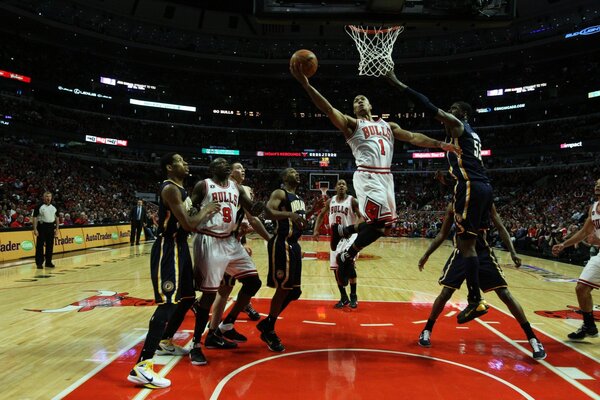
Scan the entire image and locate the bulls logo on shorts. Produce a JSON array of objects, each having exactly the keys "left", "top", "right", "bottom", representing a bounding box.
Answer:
[{"left": 364, "top": 197, "right": 382, "bottom": 222}]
